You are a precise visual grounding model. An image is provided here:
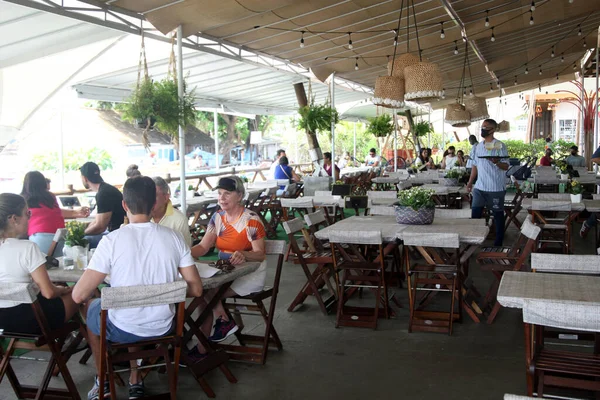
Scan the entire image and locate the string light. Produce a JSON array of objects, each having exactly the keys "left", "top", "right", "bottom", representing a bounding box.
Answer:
[
  {"left": 561, "top": 54, "right": 565, "bottom": 62},
  {"left": 525, "top": 65, "right": 529, "bottom": 74},
  {"left": 454, "top": 41, "right": 459, "bottom": 55},
  {"left": 573, "top": 62, "right": 577, "bottom": 70},
  {"left": 578, "top": 25, "right": 582, "bottom": 36},
  {"left": 551, "top": 47, "right": 555, "bottom": 57},
  {"left": 496, "top": 79, "right": 500, "bottom": 88},
  {"left": 556, "top": 73, "right": 559, "bottom": 80},
  {"left": 490, "top": 83, "right": 493, "bottom": 92},
  {"left": 442, "top": 88, "right": 446, "bottom": 99},
  {"left": 355, "top": 57, "right": 359, "bottom": 70},
  {"left": 485, "top": 10, "right": 490, "bottom": 28},
  {"left": 538, "top": 83, "right": 541, "bottom": 92},
  {"left": 440, "top": 22, "right": 445, "bottom": 39},
  {"left": 469, "top": 87, "right": 473, "bottom": 96},
  {"left": 300, "top": 31, "right": 305, "bottom": 48},
  {"left": 583, "top": 40, "right": 587, "bottom": 48},
  {"left": 530, "top": 1, "right": 536, "bottom": 11},
  {"left": 347, "top": 33, "right": 353, "bottom": 49},
  {"left": 539, "top": 65, "right": 542, "bottom": 75},
  {"left": 514, "top": 76, "right": 518, "bottom": 86},
  {"left": 529, "top": 11, "right": 534, "bottom": 25},
  {"left": 490, "top": 27, "right": 495, "bottom": 42},
  {"left": 393, "top": 29, "right": 398, "bottom": 46},
  {"left": 569, "top": 0, "right": 574, "bottom": 3}
]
